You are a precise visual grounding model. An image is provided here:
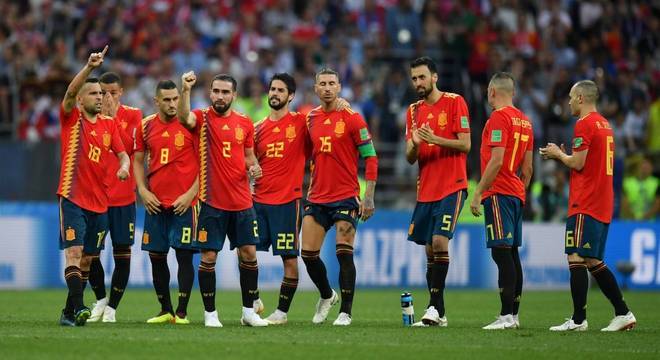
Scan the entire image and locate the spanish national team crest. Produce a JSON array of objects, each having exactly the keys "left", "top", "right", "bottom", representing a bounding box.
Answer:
[
  {"left": 174, "top": 131, "right": 185, "bottom": 150},
  {"left": 142, "top": 232, "right": 150, "bottom": 245},
  {"left": 438, "top": 112, "right": 448, "bottom": 129},
  {"left": 102, "top": 132, "right": 112, "bottom": 148},
  {"left": 286, "top": 124, "right": 296, "bottom": 142},
  {"left": 334, "top": 120, "right": 345, "bottom": 137},
  {"left": 198, "top": 230, "right": 208, "bottom": 243},
  {"left": 235, "top": 127, "right": 245, "bottom": 143},
  {"left": 65, "top": 228, "right": 76, "bottom": 241}
]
